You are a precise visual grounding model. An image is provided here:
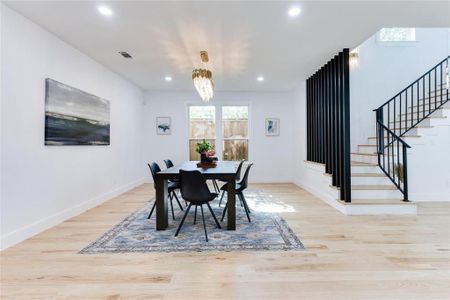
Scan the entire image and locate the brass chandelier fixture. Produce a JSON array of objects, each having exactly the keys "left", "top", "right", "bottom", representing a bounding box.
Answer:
[{"left": 192, "top": 51, "right": 214, "bottom": 102}]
